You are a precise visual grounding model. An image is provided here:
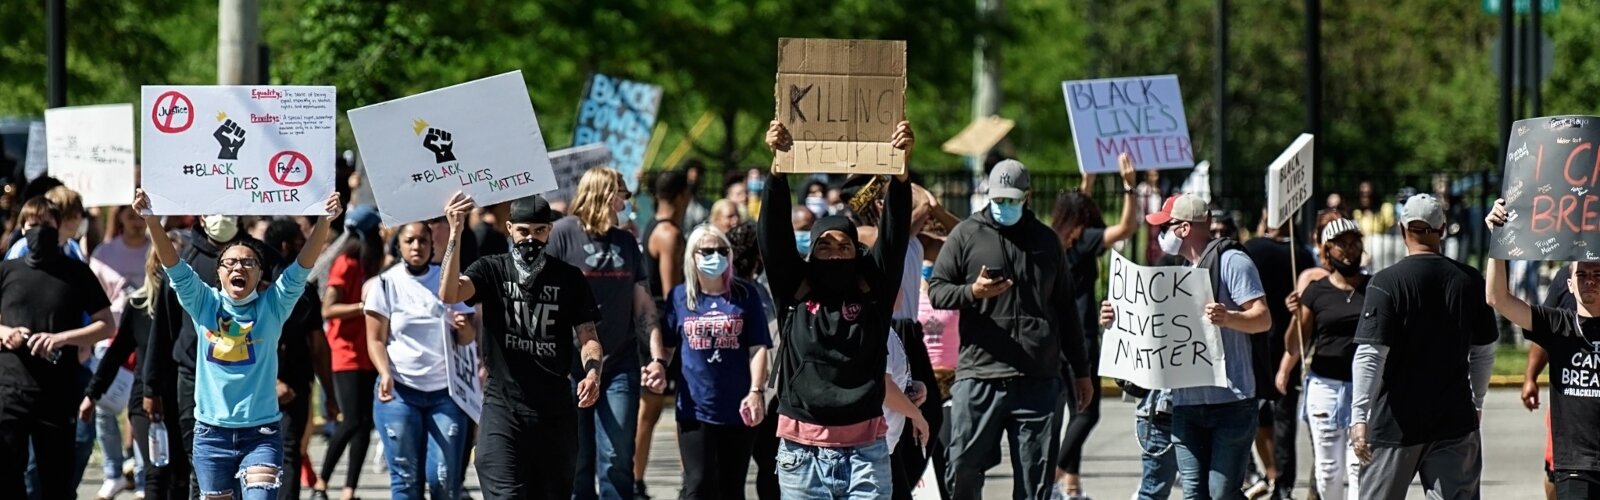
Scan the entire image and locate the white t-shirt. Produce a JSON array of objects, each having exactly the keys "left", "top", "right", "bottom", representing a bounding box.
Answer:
[
  {"left": 893, "top": 238, "right": 923, "bottom": 320},
  {"left": 364, "top": 265, "right": 473, "bottom": 392},
  {"left": 883, "top": 328, "right": 912, "bottom": 450}
]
